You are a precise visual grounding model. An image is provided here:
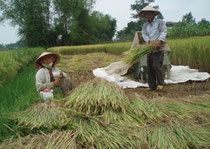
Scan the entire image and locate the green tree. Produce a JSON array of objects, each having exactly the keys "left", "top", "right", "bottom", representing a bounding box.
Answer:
[
  {"left": 182, "top": 12, "right": 195, "bottom": 25},
  {"left": 130, "top": 0, "right": 163, "bottom": 19},
  {"left": 117, "top": 0, "right": 162, "bottom": 41},
  {"left": 0, "top": 0, "right": 51, "bottom": 47}
]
